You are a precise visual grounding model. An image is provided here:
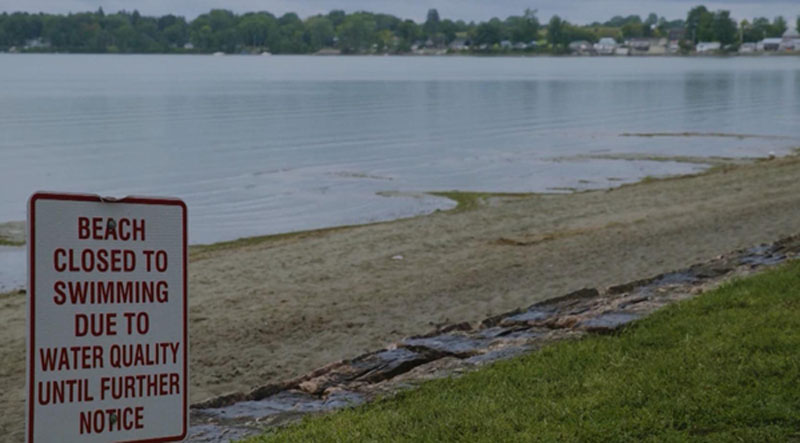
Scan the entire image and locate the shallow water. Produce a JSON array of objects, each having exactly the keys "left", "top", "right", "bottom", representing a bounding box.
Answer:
[{"left": 1, "top": 55, "right": 799, "bottom": 289}]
